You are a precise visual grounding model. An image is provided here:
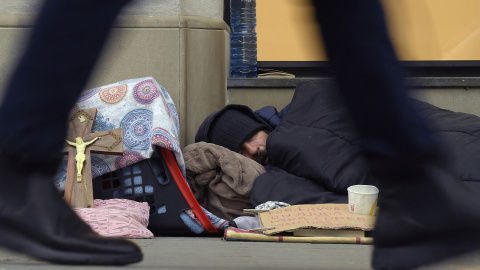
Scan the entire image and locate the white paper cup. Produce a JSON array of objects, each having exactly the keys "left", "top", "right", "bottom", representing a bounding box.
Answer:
[{"left": 347, "top": 185, "right": 379, "bottom": 216}]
